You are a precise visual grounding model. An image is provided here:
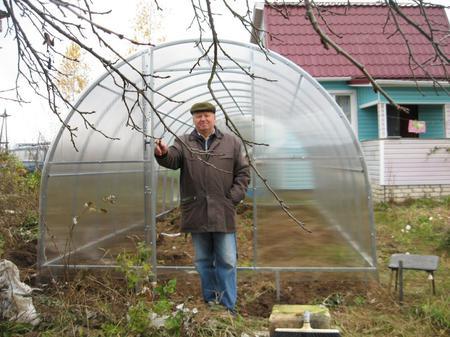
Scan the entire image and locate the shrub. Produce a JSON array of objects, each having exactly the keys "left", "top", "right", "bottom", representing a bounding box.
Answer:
[{"left": 0, "top": 152, "right": 40, "bottom": 259}]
